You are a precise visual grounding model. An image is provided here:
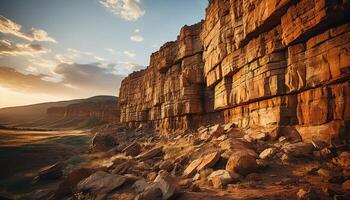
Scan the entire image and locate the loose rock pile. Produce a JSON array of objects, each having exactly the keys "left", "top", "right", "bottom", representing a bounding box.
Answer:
[{"left": 28, "top": 123, "right": 350, "bottom": 200}]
